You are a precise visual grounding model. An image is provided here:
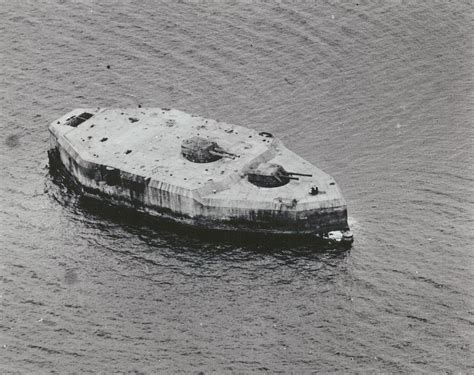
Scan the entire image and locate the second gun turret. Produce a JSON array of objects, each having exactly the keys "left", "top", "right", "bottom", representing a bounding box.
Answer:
[{"left": 247, "top": 163, "right": 313, "bottom": 188}]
